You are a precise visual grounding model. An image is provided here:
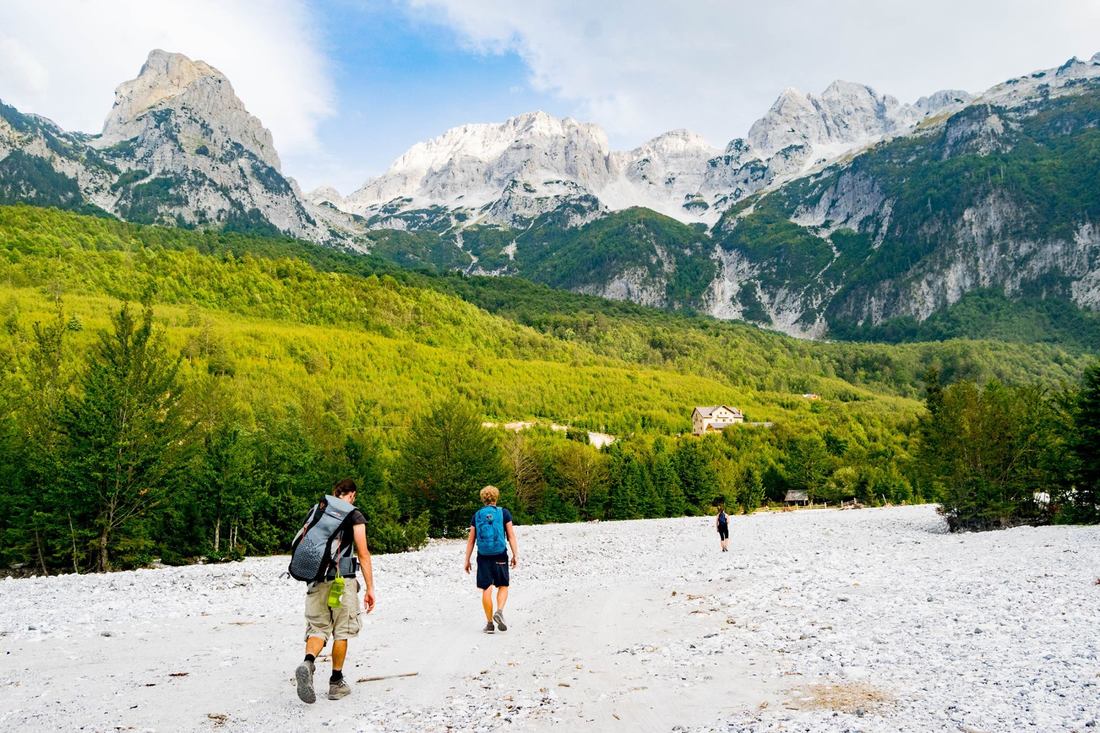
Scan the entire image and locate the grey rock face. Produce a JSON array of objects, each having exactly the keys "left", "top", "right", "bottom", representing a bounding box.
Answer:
[
  {"left": 91, "top": 50, "right": 335, "bottom": 240},
  {"left": 343, "top": 111, "right": 617, "bottom": 229},
  {"left": 913, "top": 89, "right": 974, "bottom": 116},
  {"left": 1, "top": 50, "right": 358, "bottom": 244},
  {"left": 705, "top": 54, "right": 1100, "bottom": 337},
  {"left": 99, "top": 49, "right": 280, "bottom": 169}
]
